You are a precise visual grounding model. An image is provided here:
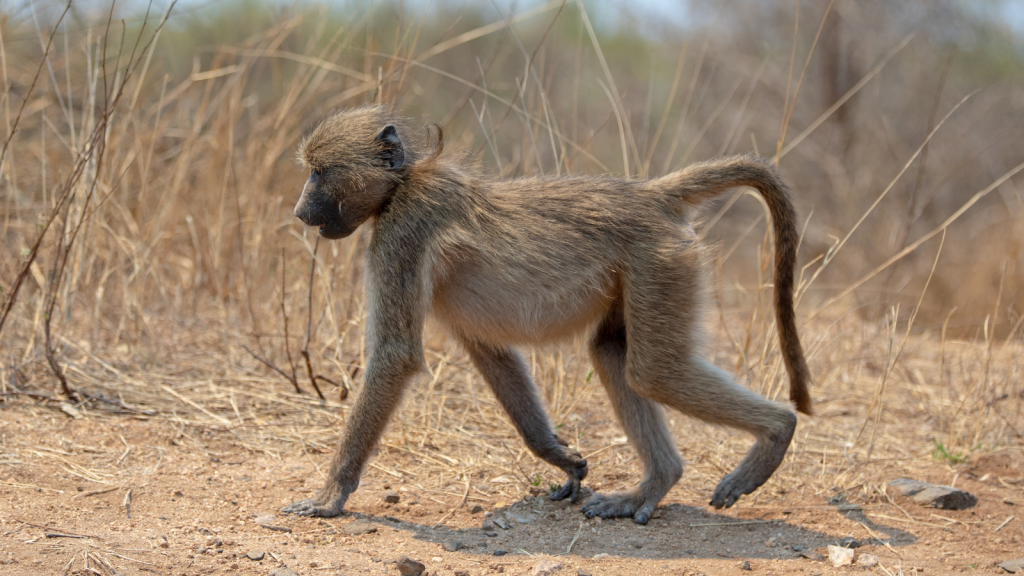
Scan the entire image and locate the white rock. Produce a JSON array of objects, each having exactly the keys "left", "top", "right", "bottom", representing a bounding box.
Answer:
[
  {"left": 828, "top": 545, "right": 855, "bottom": 567},
  {"left": 857, "top": 554, "right": 879, "bottom": 568},
  {"left": 533, "top": 560, "right": 563, "bottom": 576}
]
